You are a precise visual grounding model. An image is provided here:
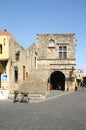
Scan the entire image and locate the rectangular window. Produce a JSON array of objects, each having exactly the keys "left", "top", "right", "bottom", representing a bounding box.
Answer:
[
  {"left": 63, "top": 52, "right": 67, "bottom": 59},
  {"left": 59, "top": 52, "right": 62, "bottom": 59},
  {"left": 15, "top": 51, "right": 20, "bottom": 60},
  {"left": 59, "top": 46, "right": 67, "bottom": 59},
  {"left": 63, "top": 46, "right": 67, "bottom": 51},
  {"left": 59, "top": 46, "right": 62, "bottom": 51},
  {"left": 0, "top": 45, "right": 2, "bottom": 54}
]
